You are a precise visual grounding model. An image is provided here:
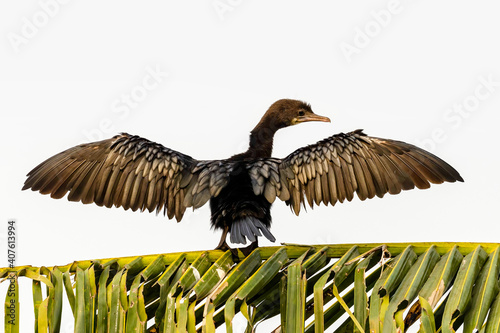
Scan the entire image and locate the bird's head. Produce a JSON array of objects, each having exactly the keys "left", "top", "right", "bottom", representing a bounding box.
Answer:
[{"left": 262, "top": 99, "right": 331, "bottom": 131}]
